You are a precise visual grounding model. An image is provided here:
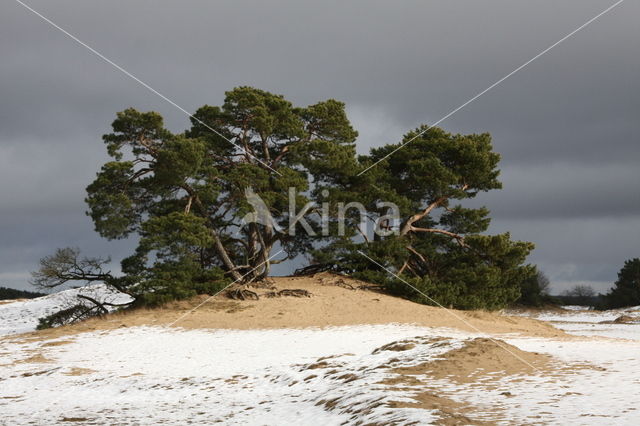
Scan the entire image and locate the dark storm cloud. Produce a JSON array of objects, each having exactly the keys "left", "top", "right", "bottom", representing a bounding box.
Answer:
[
  {"left": 485, "top": 215, "right": 640, "bottom": 295},
  {"left": 472, "top": 162, "right": 640, "bottom": 220},
  {"left": 0, "top": 0, "right": 638, "bottom": 292}
]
